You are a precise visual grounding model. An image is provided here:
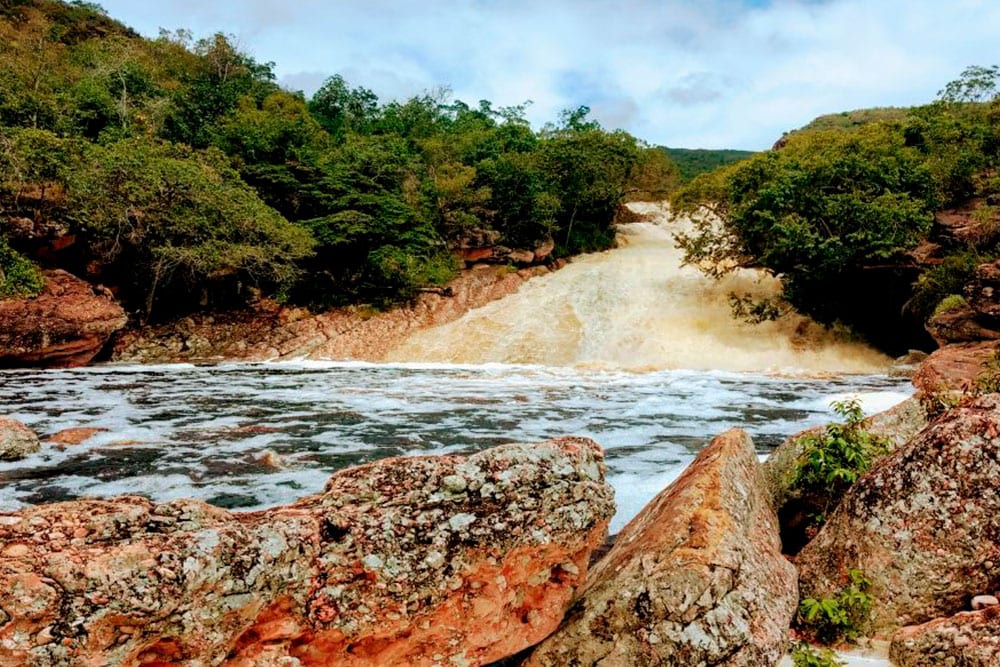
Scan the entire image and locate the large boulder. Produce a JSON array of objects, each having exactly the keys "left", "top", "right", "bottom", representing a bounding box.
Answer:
[
  {"left": 0, "top": 417, "right": 40, "bottom": 461},
  {"left": 0, "top": 438, "right": 614, "bottom": 666},
  {"left": 890, "top": 605, "right": 1000, "bottom": 666},
  {"left": 796, "top": 395, "right": 1000, "bottom": 634},
  {"left": 0, "top": 269, "right": 126, "bottom": 367},
  {"left": 912, "top": 340, "right": 1000, "bottom": 396},
  {"left": 525, "top": 429, "right": 797, "bottom": 666}
]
